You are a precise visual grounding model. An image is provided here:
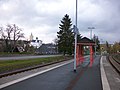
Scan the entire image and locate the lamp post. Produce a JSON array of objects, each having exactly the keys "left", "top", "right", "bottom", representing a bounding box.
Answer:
[
  {"left": 88, "top": 27, "right": 95, "bottom": 39},
  {"left": 74, "top": 0, "right": 78, "bottom": 72}
]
